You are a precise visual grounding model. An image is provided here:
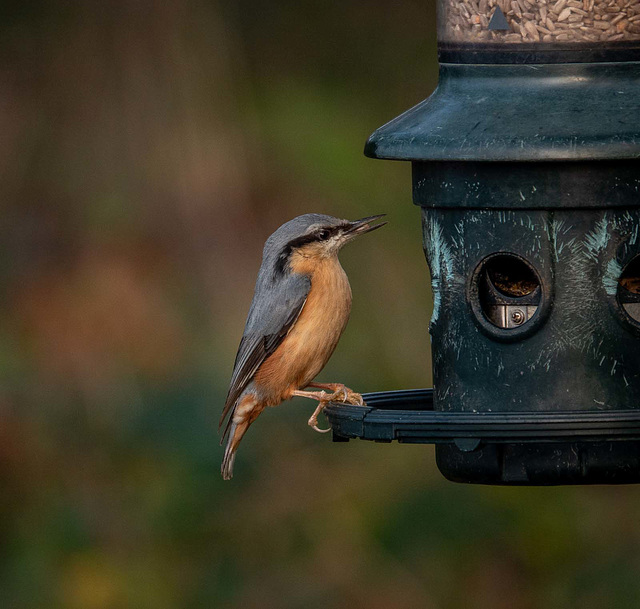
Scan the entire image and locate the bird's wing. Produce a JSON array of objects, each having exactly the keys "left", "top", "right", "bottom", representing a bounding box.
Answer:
[{"left": 220, "top": 272, "right": 311, "bottom": 440}]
